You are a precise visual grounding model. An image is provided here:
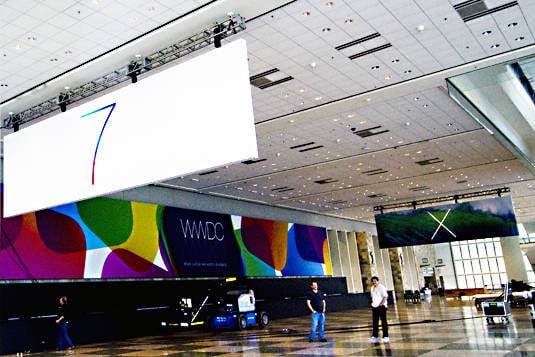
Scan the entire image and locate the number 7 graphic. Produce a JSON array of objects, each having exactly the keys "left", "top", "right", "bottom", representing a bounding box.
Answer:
[{"left": 81, "top": 103, "right": 116, "bottom": 185}]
